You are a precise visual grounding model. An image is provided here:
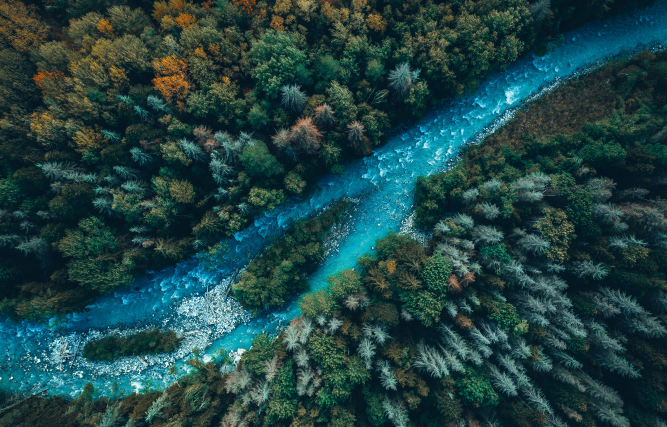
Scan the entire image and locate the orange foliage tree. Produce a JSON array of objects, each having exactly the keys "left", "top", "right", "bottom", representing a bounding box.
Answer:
[
  {"left": 174, "top": 13, "right": 196, "bottom": 29},
  {"left": 232, "top": 0, "right": 256, "bottom": 12},
  {"left": 152, "top": 55, "right": 190, "bottom": 101},
  {"left": 366, "top": 13, "right": 387, "bottom": 32},
  {"left": 33, "top": 71, "right": 64, "bottom": 89},
  {"left": 152, "top": 0, "right": 188, "bottom": 21},
  {"left": 270, "top": 15, "right": 285, "bottom": 31}
]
